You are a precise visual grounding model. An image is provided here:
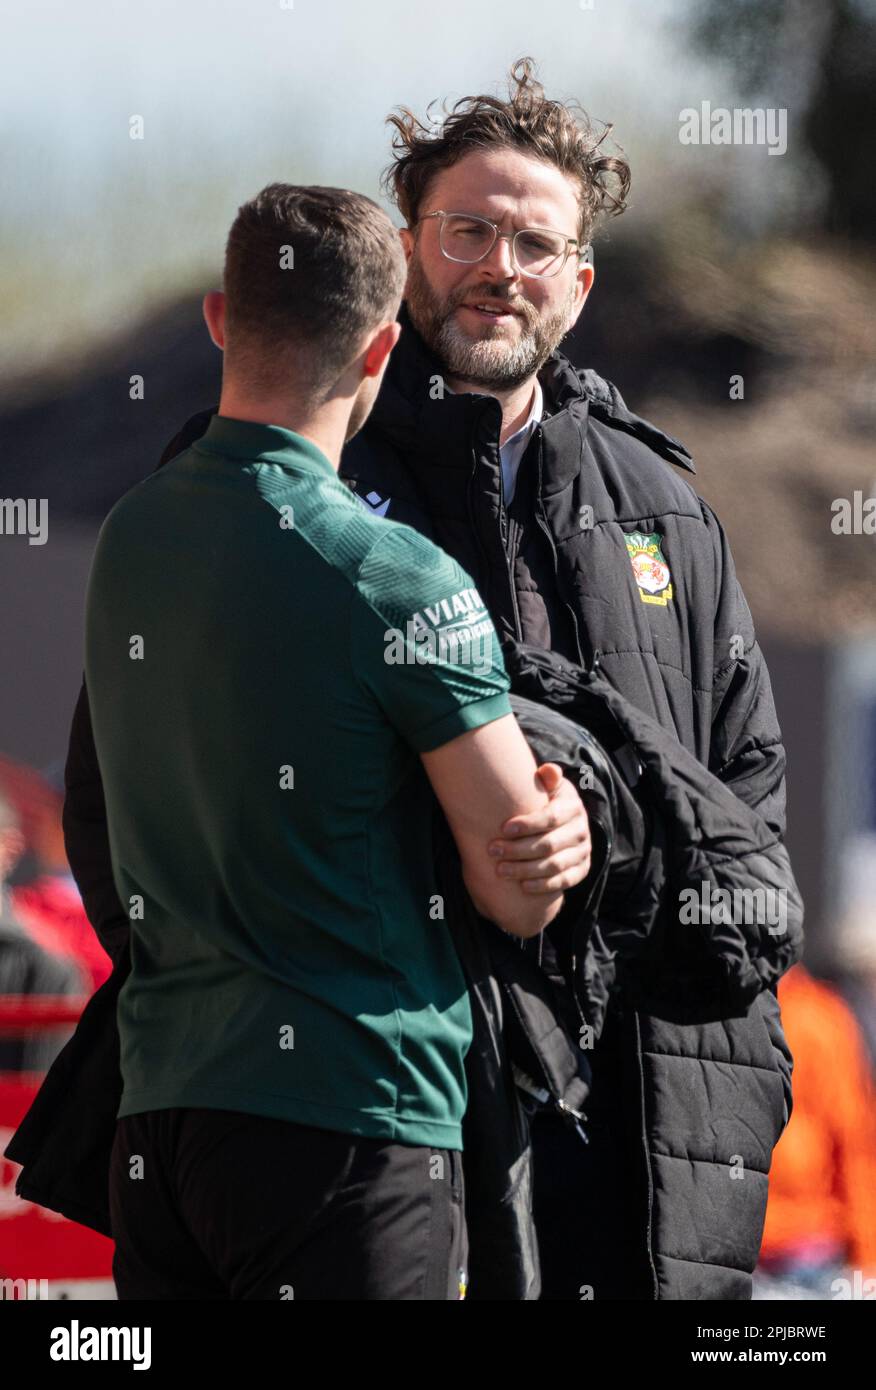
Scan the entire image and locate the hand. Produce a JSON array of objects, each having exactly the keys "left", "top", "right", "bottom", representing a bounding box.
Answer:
[{"left": 487, "top": 763, "right": 592, "bottom": 893}]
